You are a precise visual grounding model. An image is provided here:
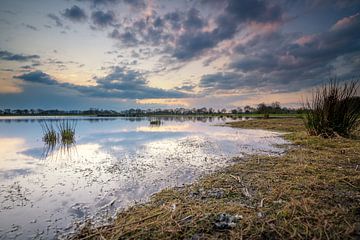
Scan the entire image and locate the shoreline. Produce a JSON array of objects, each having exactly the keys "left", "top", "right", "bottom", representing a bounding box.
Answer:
[
  {"left": 70, "top": 118, "right": 360, "bottom": 239},
  {"left": 0, "top": 113, "right": 303, "bottom": 118}
]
